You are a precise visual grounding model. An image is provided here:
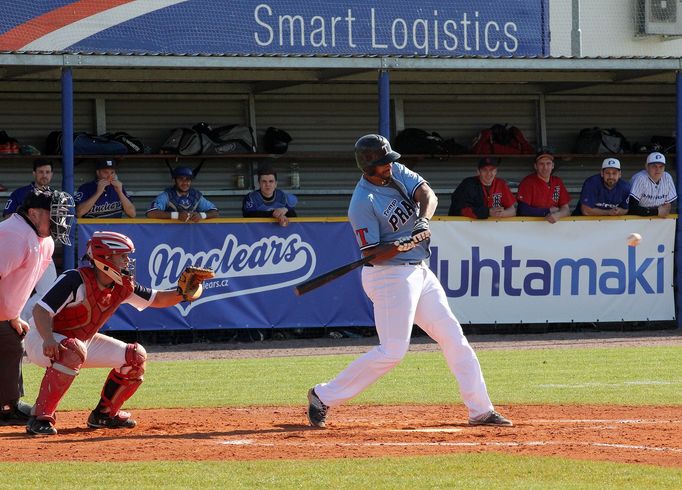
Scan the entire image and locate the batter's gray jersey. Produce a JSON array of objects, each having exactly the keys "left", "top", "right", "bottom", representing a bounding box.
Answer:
[
  {"left": 348, "top": 162, "right": 429, "bottom": 265},
  {"left": 629, "top": 169, "right": 677, "bottom": 207}
]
